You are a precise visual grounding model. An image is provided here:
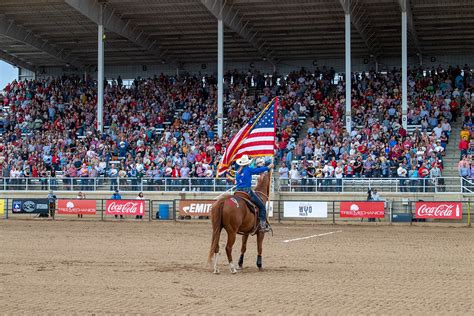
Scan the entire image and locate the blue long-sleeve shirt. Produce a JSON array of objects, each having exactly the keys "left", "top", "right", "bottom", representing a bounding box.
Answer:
[{"left": 236, "top": 166, "right": 269, "bottom": 189}]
